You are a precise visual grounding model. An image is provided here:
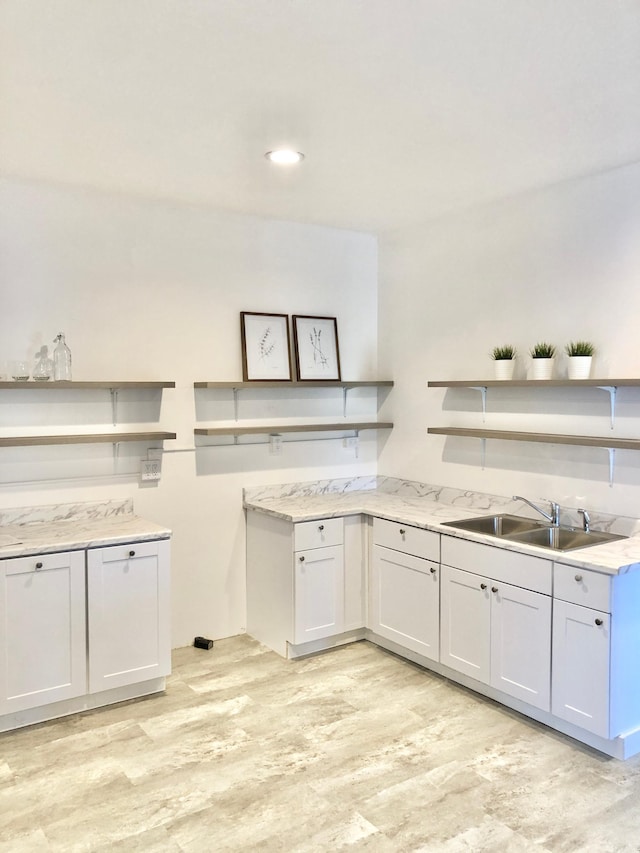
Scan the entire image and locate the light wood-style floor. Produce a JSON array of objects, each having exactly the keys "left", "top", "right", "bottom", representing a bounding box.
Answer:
[{"left": 2, "top": 635, "right": 640, "bottom": 852}]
